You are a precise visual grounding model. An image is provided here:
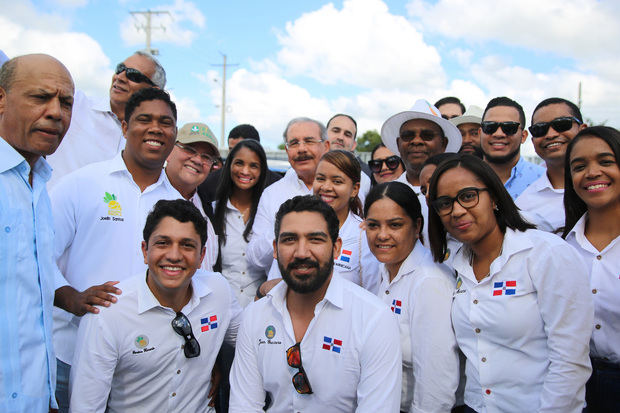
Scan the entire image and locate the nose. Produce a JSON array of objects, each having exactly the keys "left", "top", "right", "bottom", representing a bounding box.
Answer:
[
  {"left": 584, "top": 163, "right": 602, "bottom": 179},
  {"left": 45, "top": 97, "right": 62, "bottom": 120},
  {"left": 293, "top": 239, "right": 311, "bottom": 259},
  {"left": 166, "top": 243, "right": 182, "bottom": 262},
  {"left": 377, "top": 224, "right": 390, "bottom": 240},
  {"left": 450, "top": 198, "right": 467, "bottom": 217}
]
